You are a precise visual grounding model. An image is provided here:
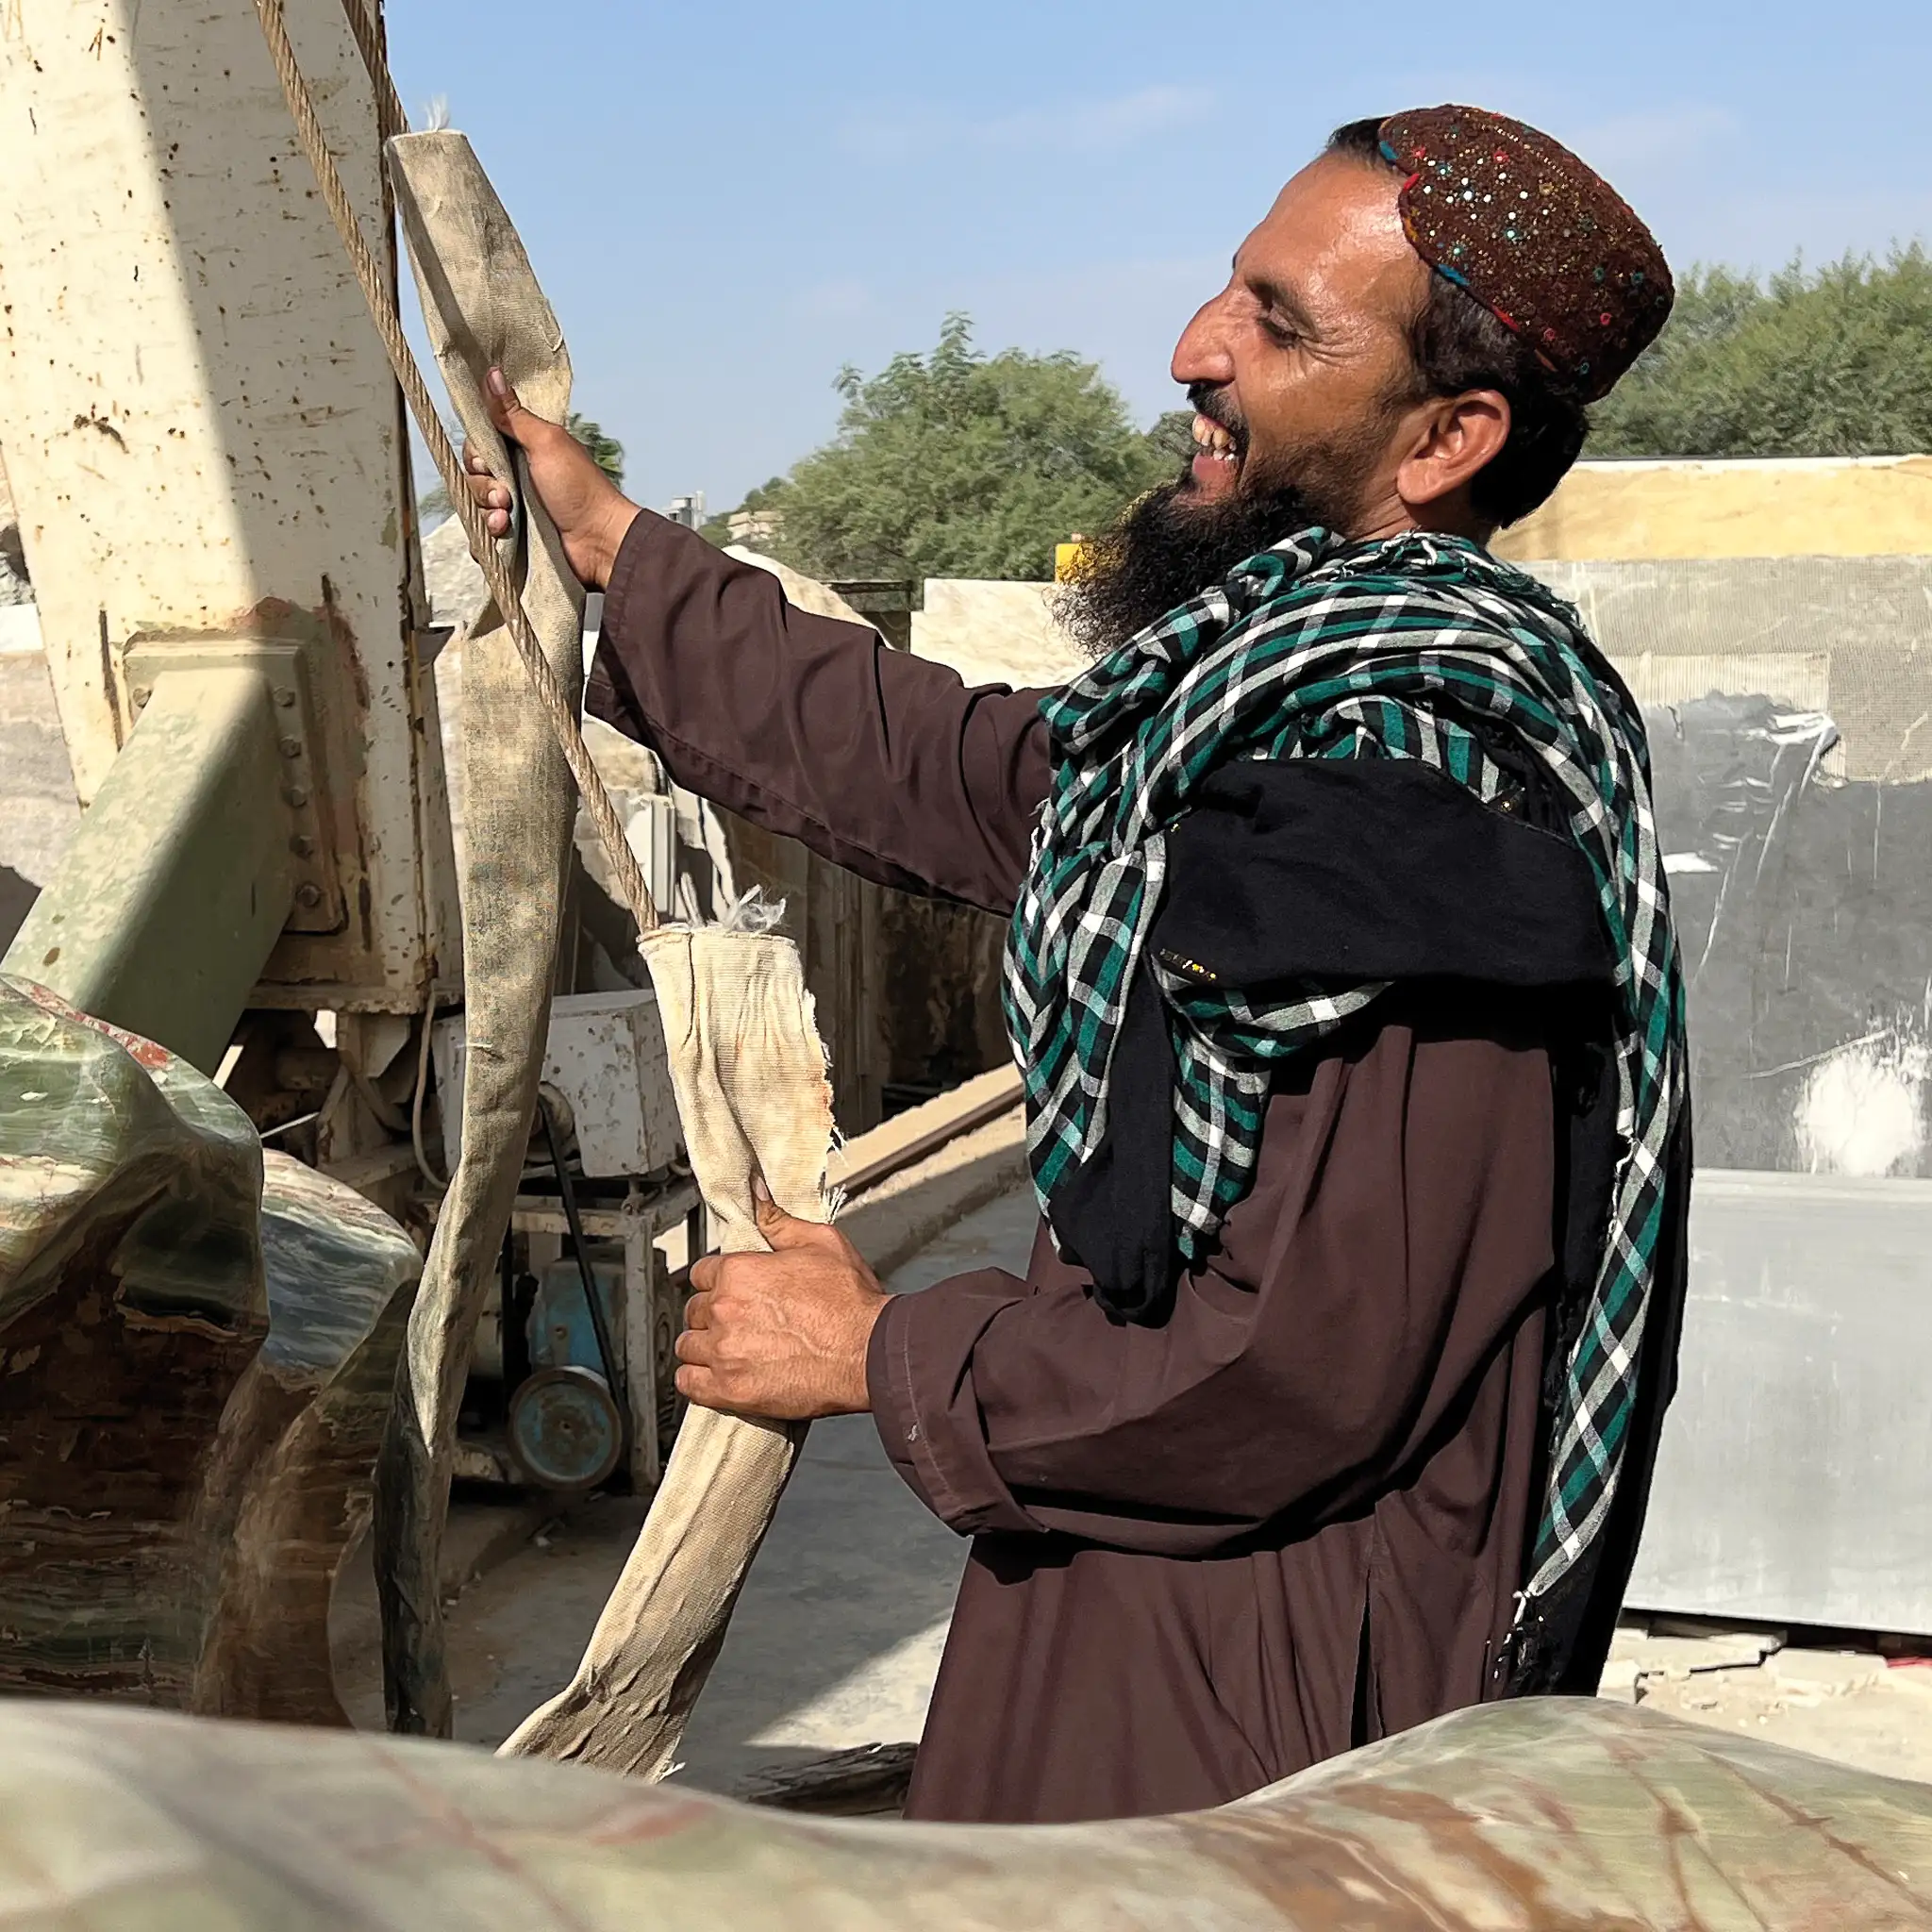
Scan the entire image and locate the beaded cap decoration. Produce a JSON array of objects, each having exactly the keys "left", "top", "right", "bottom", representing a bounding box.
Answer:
[{"left": 1377, "top": 105, "right": 1674, "bottom": 404}]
